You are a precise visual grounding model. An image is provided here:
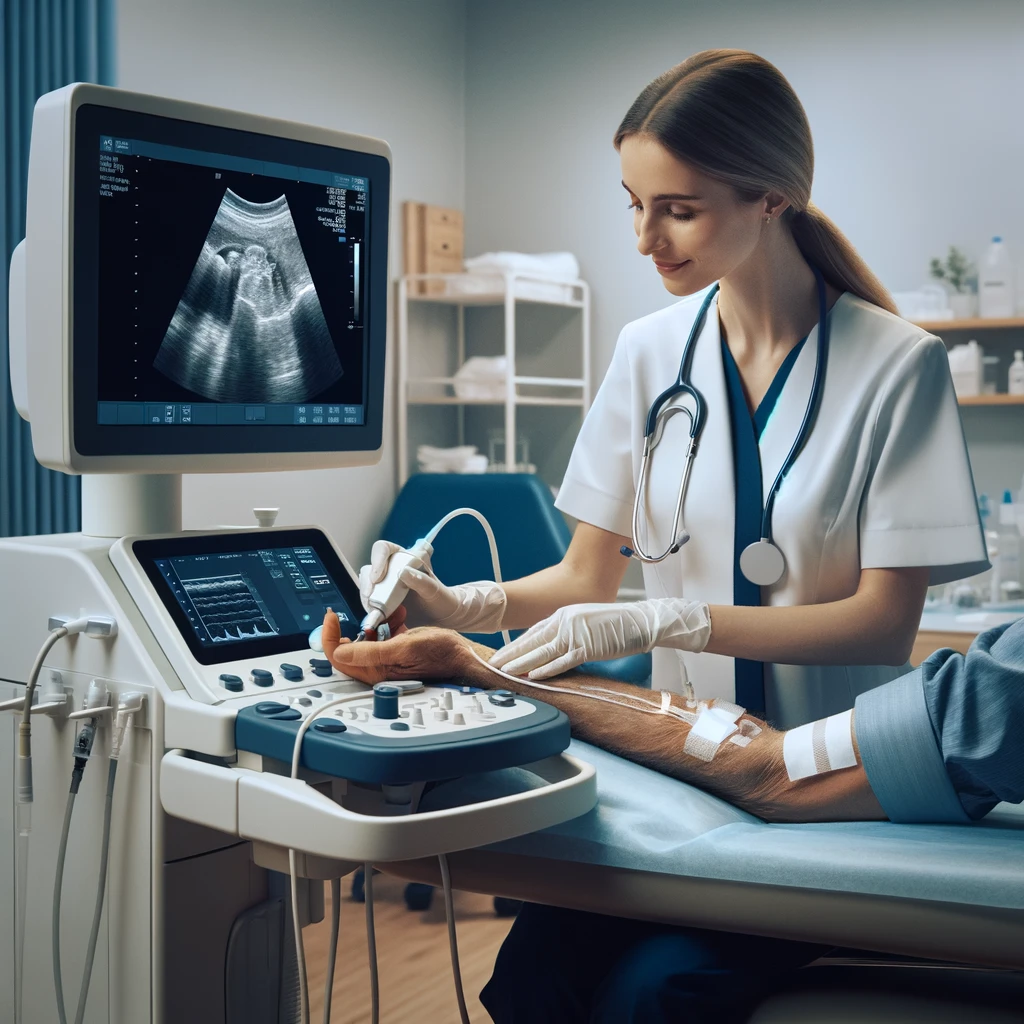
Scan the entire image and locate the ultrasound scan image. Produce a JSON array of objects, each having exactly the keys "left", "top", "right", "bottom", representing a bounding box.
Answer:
[{"left": 153, "top": 189, "right": 343, "bottom": 403}]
